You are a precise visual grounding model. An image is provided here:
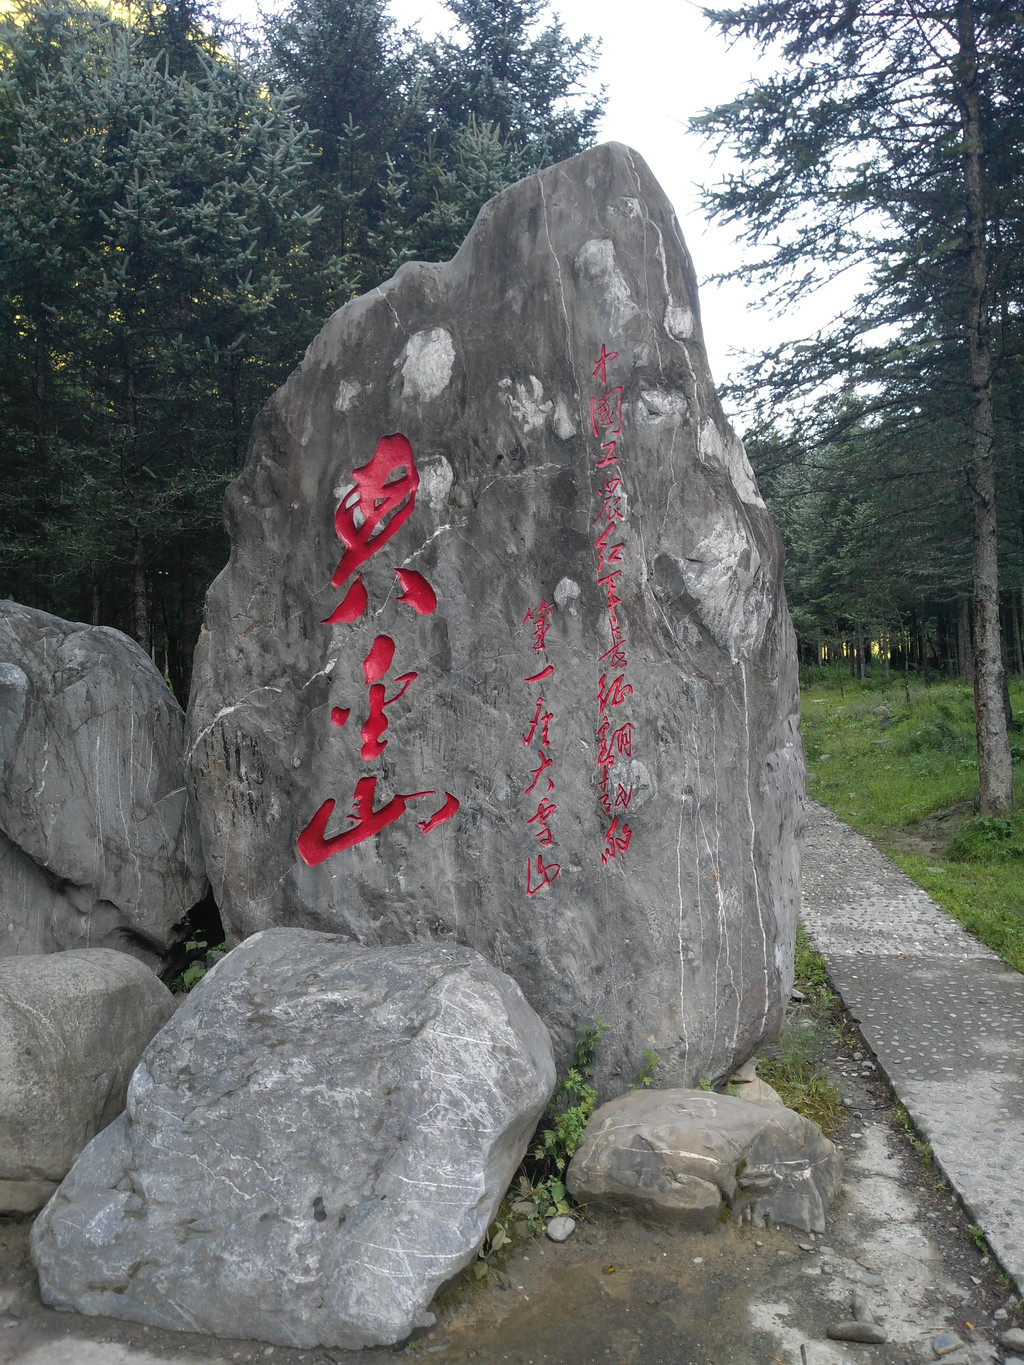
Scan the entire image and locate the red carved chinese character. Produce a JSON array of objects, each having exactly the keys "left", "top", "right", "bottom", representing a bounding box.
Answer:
[
  {"left": 526, "top": 853, "right": 561, "bottom": 896},
  {"left": 598, "top": 569, "right": 623, "bottom": 618},
  {"left": 524, "top": 748, "right": 554, "bottom": 796},
  {"left": 330, "top": 434, "right": 419, "bottom": 589},
  {"left": 523, "top": 697, "right": 553, "bottom": 748},
  {"left": 361, "top": 673, "right": 417, "bottom": 760},
  {"left": 594, "top": 522, "right": 626, "bottom": 577},
  {"left": 526, "top": 797, "right": 557, "bottom": 842},
  {"left": 615, "top": 783, "right": 634, "bottom": 810},
  {"left": 596, "top": 441, "right": 618, "bottom": 468},
  {"left": 522, "top": 600, "right": 554, "bottom": 652},
  {"left": 298, "top": 781, "right": 459, "bottom": 865},
  {"left": 601, "top": 816, "right": 632, "bottom": 866},
  {"left": 298, "top": 778, "right": 433, "bottom": 866},
  {"left": 598, "top": 673, "right": 633, "bottom": 715},
  {"left": 592, "top": 344, "right": 618, "bottom": 387},
  {"left": 590, "top": 387, "right": 622, "bottom": 440},
  {"left": 596, "top": 719, "right": 632, "bottom": 769},
  {"left": 599, "top": 622, "right": 629, "bottom": 670},
  {"left": 592, "top": 476, "right": 625, "bottom": 528},
  {"left": 596, "top": 717, "right": 613, "bottom": 771}
]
